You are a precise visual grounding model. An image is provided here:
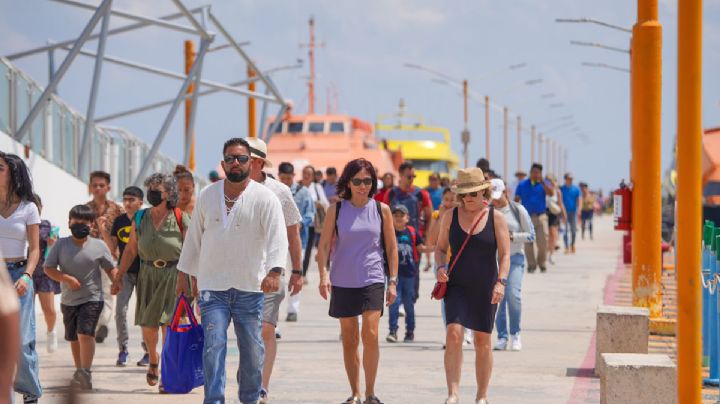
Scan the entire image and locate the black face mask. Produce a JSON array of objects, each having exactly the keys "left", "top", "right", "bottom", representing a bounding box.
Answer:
[
  {"left": 225, "top": 168, "right": 250, "bottom": 184},
  {"left": 147, "top": 190, "right": 164, "bottom": 207},
  {"left": 70, "top": 223, "right": 90, "bottom": 239}
]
